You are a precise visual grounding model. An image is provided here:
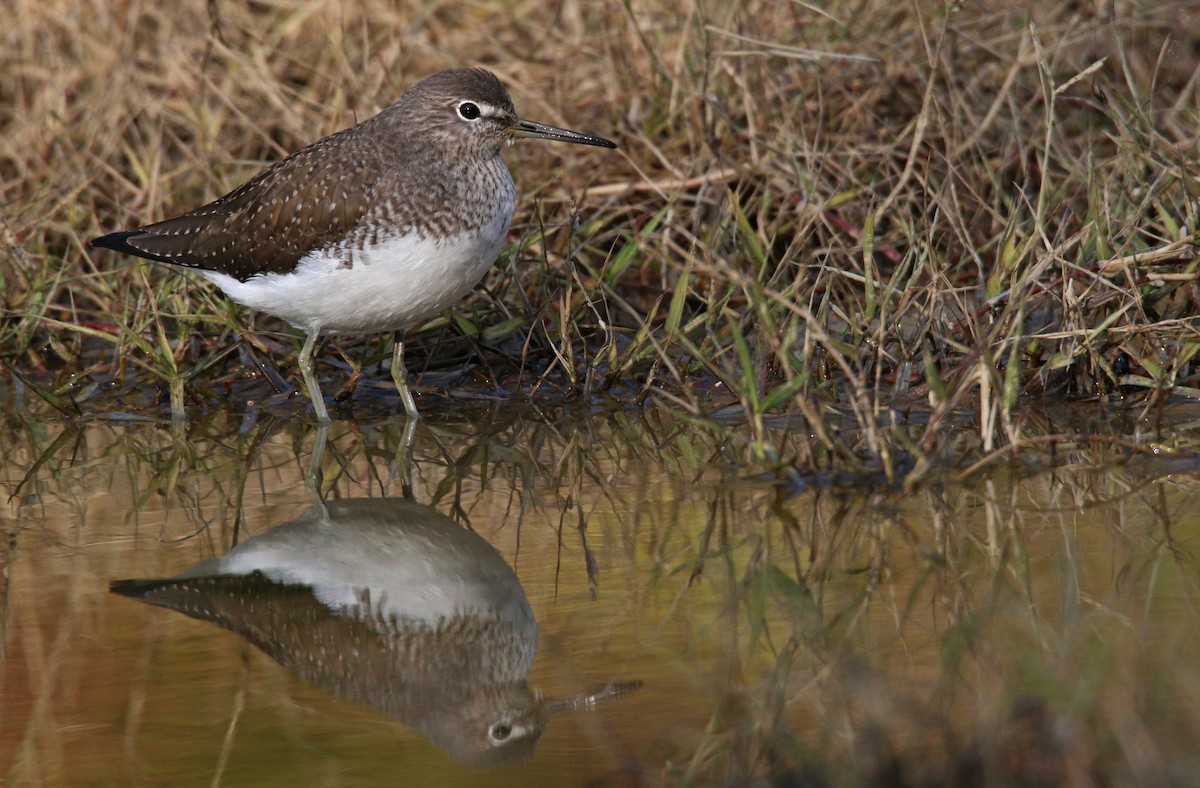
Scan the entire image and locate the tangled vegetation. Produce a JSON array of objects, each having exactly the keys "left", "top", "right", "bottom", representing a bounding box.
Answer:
[{"left": 2, "top": 0, "right": 1198, "bottom": 480}]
